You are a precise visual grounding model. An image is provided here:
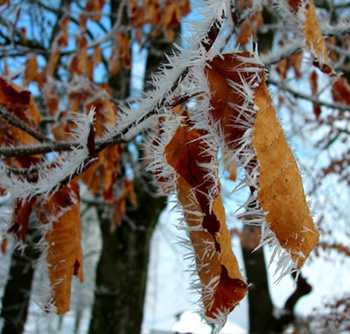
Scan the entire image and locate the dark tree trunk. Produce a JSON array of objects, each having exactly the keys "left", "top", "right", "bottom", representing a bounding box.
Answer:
[
  {"left": 0, "top": 231, "right": 39, "bottom": 334},
  {"left": 271, "top": 272, "right": 312, "bottom": 333},
  {"left": 88, "top": 182, "right": 166, "bottom": 334},
  {"left": 241, "top": 226, "right": 274, "bottom": 334},
  {"left": 88, "top": 8, "right": 177, "bottom": 332},
  {"left": 242, "top": 224, "right": 312, "bottom": 334}
]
